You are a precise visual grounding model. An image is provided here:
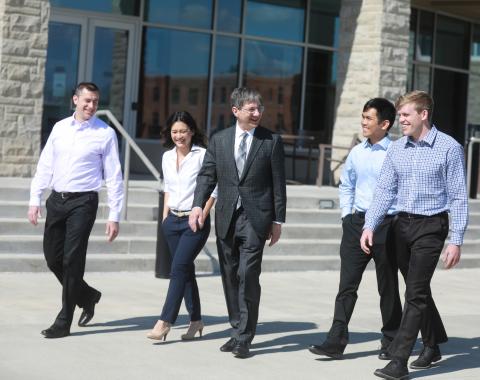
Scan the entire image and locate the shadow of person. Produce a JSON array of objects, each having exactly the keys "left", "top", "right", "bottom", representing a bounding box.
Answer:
[
  {"left": 407, "top": 336, "right": 480, "bottom": 379},
  {"left": 70, "top": 314, "right": 230, "bottom": 337}
]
